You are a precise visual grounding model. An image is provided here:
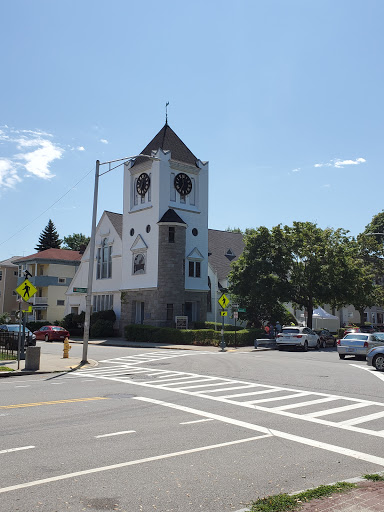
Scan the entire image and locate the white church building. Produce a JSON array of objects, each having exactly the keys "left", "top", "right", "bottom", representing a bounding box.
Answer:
[{"left": 66, "top": 123, "right": 243, "bottom": 331}]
